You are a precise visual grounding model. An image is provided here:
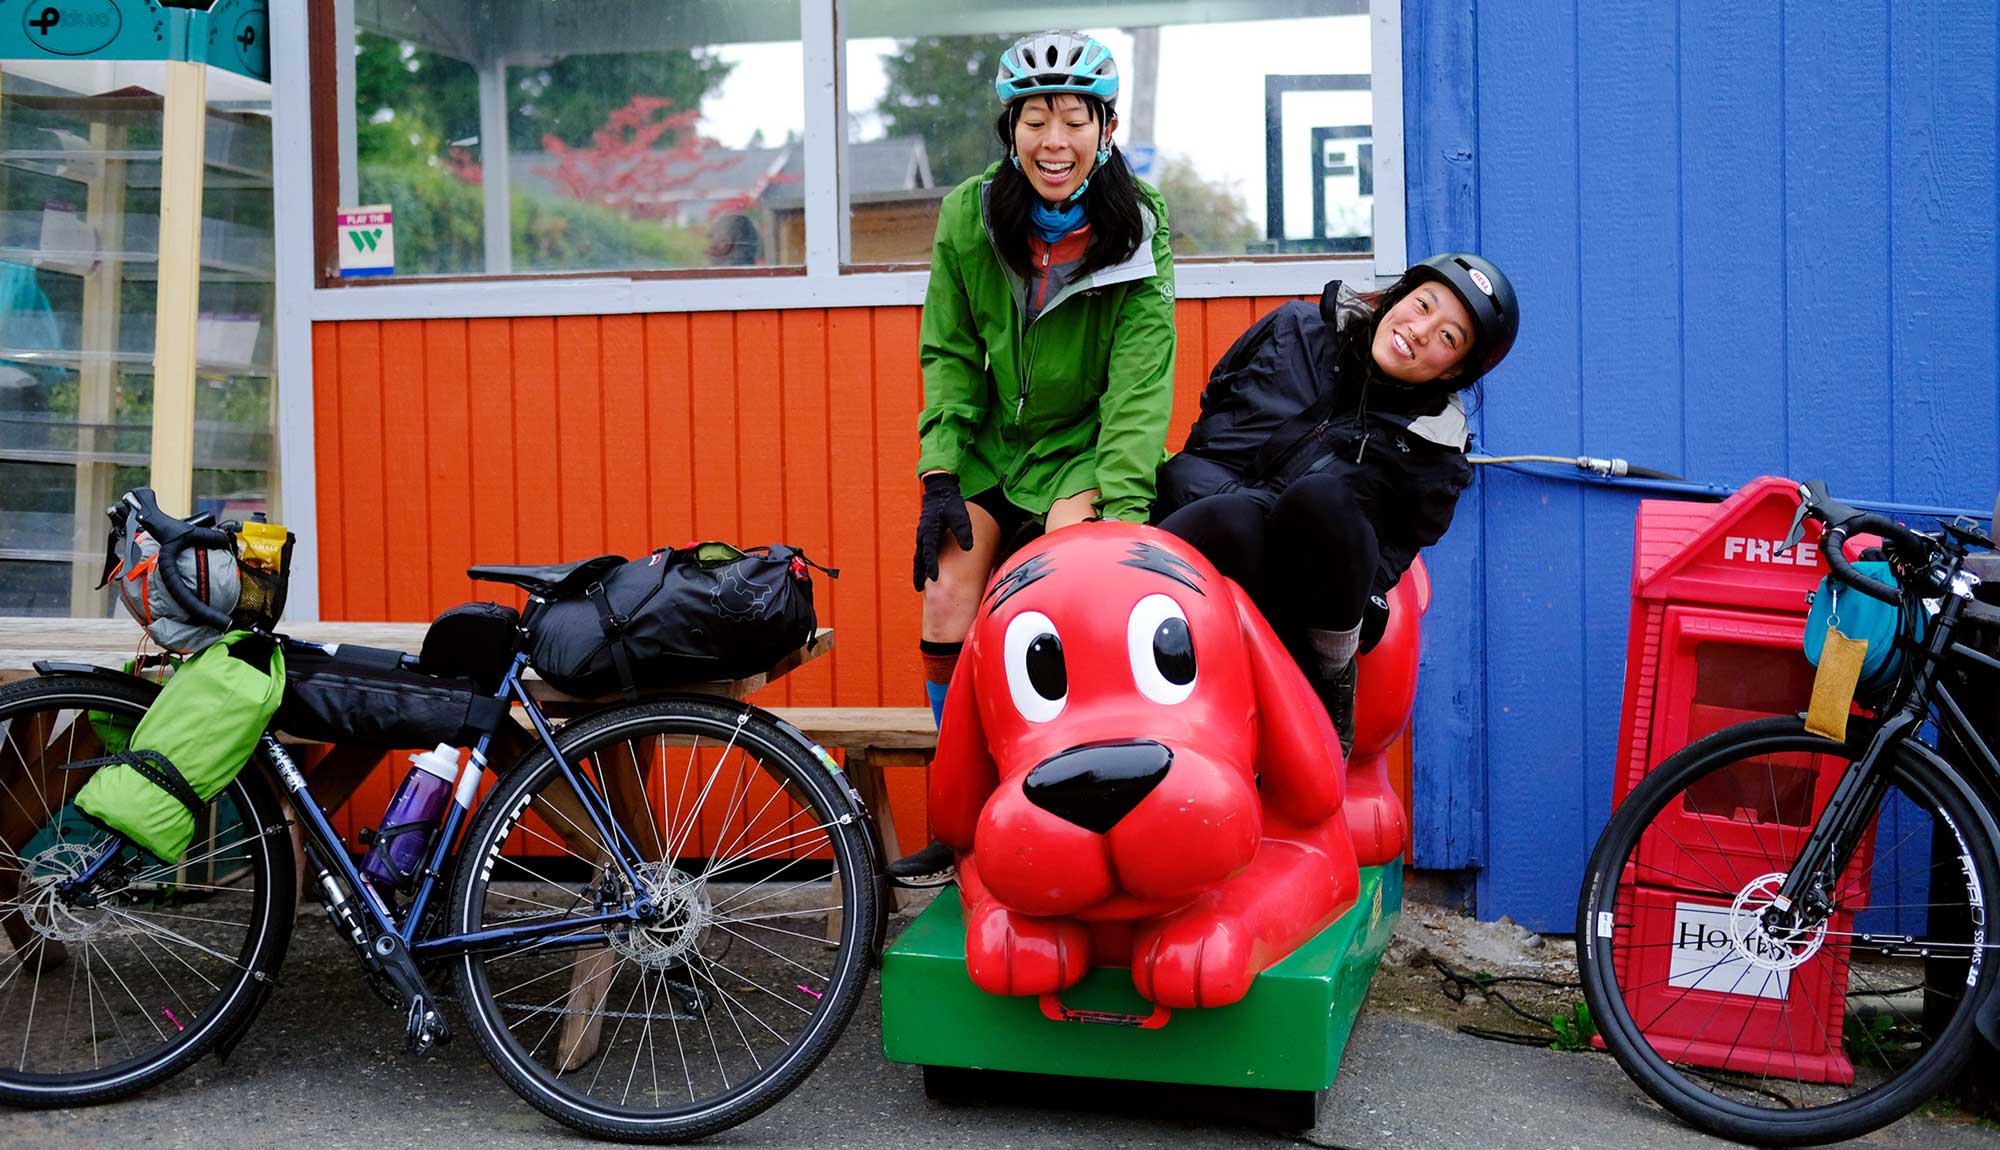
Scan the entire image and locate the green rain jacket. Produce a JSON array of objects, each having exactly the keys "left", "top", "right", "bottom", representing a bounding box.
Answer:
[{"left": 916, "top": 163, "right": 1177, "bottom": 523}]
